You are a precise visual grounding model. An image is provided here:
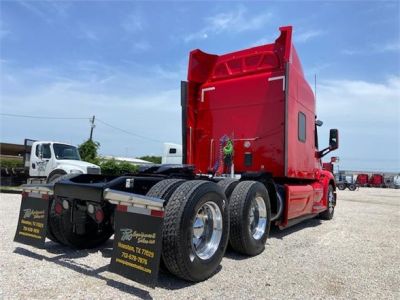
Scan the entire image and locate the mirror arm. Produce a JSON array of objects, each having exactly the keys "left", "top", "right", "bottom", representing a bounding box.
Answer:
[{"left": 318, "top": 146, "right": 332, "bottom": 158}]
